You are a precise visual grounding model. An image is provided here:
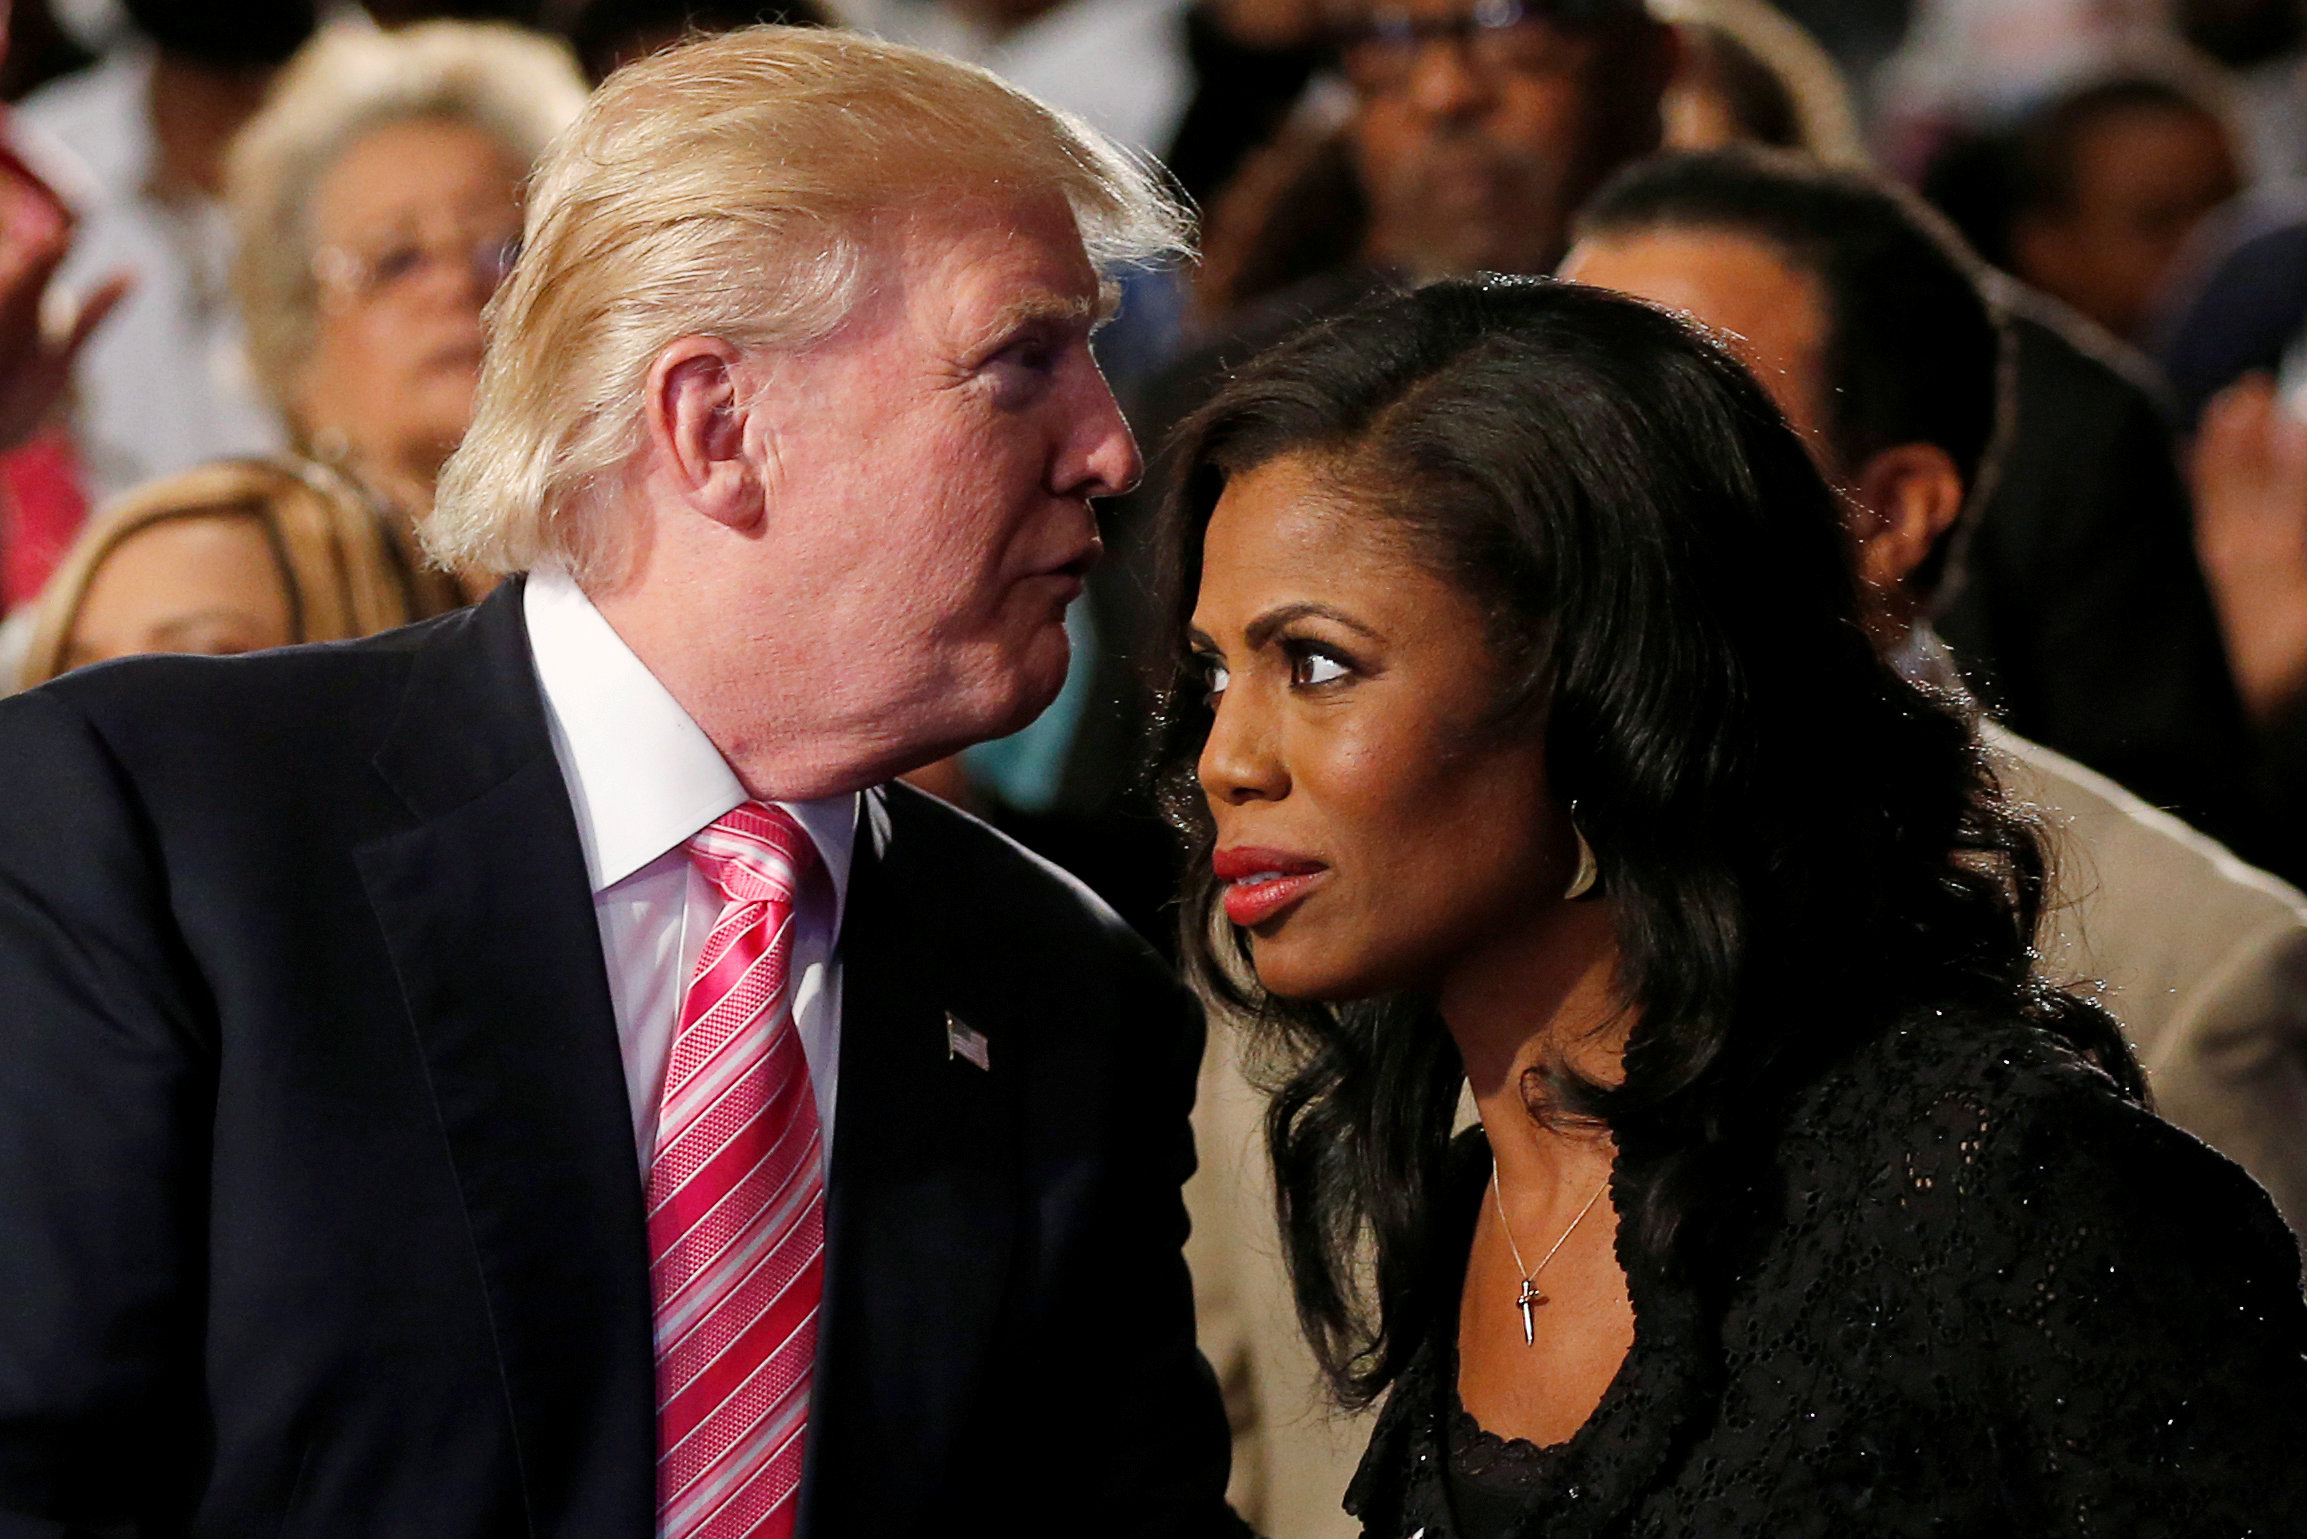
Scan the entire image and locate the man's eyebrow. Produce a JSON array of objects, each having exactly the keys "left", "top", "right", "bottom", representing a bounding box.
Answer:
[
  {"left": 981, "top": 289, "right": 1104, "bottom": 341},
  {"left": 1245, "top": 602, "right": 1384, "bottom": 651}
]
